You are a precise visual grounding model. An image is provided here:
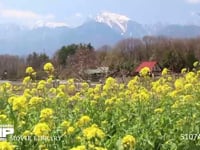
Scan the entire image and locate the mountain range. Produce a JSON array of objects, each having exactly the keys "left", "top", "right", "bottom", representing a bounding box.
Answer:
[{"left": 0, "top": 12, "right": 200, "bottom": 56}]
